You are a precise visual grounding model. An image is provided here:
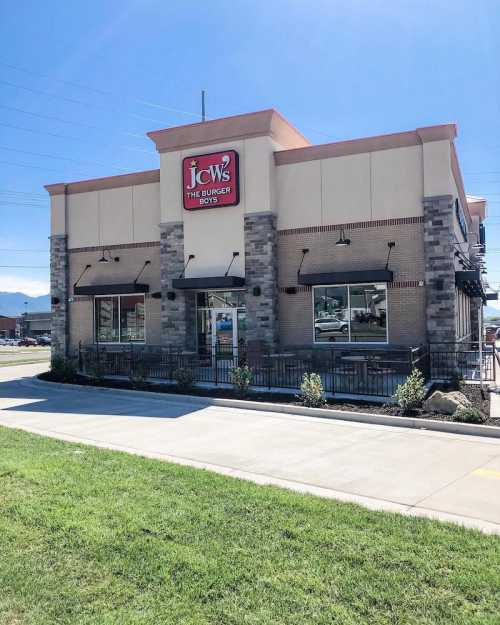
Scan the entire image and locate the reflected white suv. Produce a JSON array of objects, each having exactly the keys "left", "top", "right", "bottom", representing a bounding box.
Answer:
[{"left": 314, "top": 316, "right": 349, "bottom": 335}]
